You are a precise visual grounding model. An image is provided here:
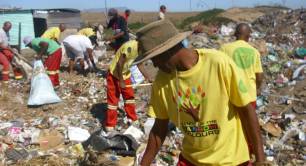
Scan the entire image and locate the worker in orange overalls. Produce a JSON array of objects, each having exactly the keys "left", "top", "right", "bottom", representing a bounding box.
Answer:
[
  {"left": 0, "top": 21, "right": 23, "bottom": 83},
  {"left": 23, "top": 36, "right": 62, "bottom": 87},
  {"left": 105, "top": 40, "right": 151, "bottom": 132}
]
